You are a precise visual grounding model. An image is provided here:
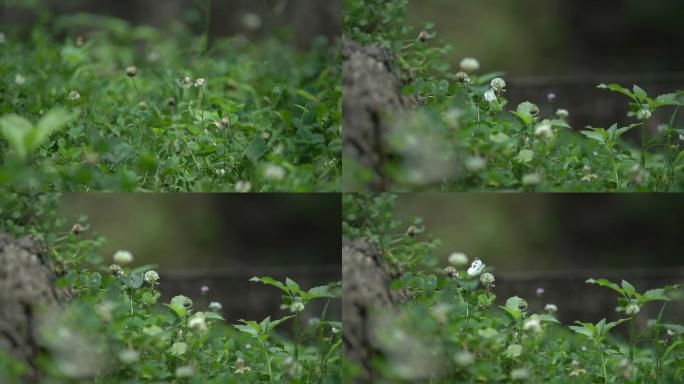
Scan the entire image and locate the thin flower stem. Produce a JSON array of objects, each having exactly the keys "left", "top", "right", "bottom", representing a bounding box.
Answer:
[
  {"left": 596, "top": 339, "right": 608, "bottom": 384},
  {"left": 260, "top": 339, "right": 273, "bottom": 382},
  {"left": 641, "top": 118, "right": 648, "bottom": 168}
]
